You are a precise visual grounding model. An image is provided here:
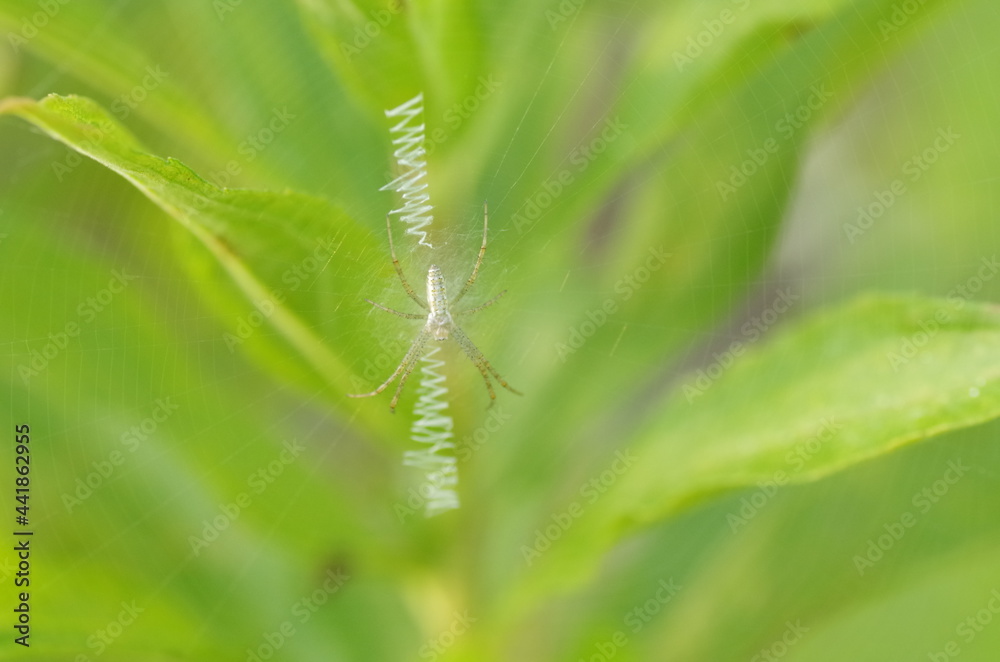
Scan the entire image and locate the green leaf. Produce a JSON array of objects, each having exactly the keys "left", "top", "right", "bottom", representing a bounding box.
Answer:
[
  {"left": 0, "top": 0, "right": 234, "bottom": 160},
  {"left": 1, "top": 0, "right": 399, "bottom": 220},
  {"left": 481, "top": 0, "right": 966, "bottom": 500},
  {"left": 0, "top": 94, "right": 395, "bottom": 427},
  {"left": 503, "top": 294, "right": 1000, "bottom": 617},
  {"left": 0, "top": 198, "right": 407, "bottom": 658},
  {"left": 551, "top": 419, "right": 1000, "bottom": 661},
  {"left": 462, "top": 0, "right": 972, "bottom": 625}
]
